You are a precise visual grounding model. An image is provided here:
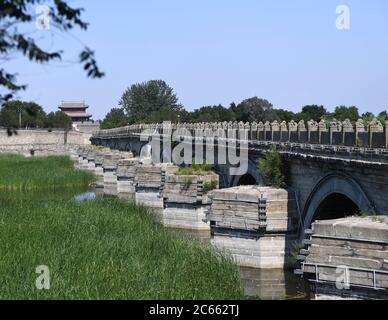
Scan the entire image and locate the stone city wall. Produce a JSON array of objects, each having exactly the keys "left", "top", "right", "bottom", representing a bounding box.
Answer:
[{"left": 0, "top": 129, "right": 91, "bottom": 146}]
